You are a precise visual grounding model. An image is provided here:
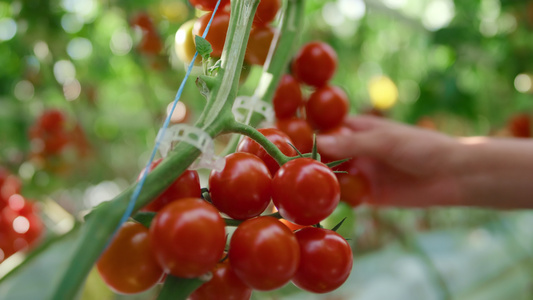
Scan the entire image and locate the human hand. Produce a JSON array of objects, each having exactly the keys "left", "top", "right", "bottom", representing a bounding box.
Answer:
[{"left": 317, "top": 115, "right": 461, "bottom": 207}]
